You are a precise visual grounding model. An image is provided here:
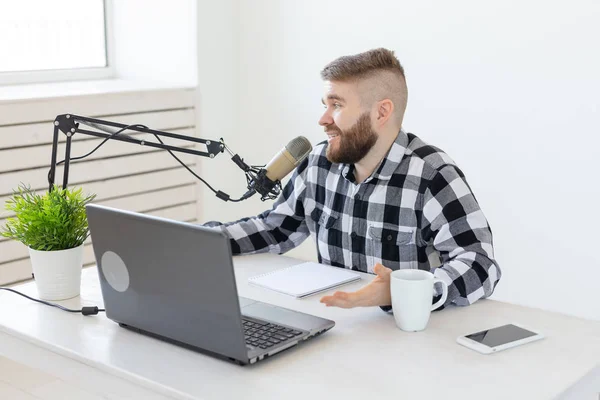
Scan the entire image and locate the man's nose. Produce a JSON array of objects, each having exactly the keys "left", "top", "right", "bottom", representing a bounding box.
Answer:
[{"left": 319, "top": 110, "right": 333, "bottom": 126}]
